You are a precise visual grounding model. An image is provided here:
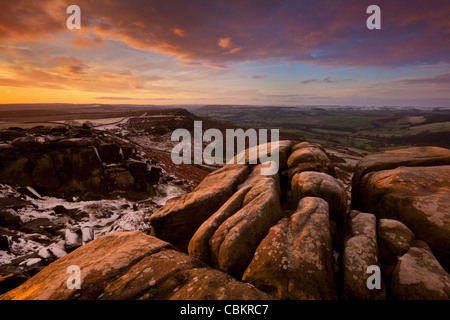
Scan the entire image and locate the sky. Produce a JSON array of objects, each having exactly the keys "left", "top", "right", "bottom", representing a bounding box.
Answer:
[{"left": 0, "top": 0, "right": 449, "bottom": 107}]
